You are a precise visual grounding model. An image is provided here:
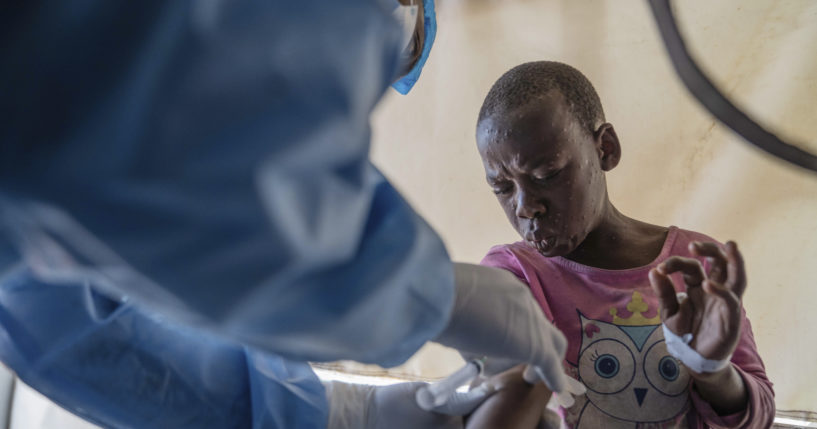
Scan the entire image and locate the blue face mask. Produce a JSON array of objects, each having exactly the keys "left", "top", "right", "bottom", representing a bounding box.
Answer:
[{"left": 391, "top": 0, "right": 436, "bottom": 95}]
